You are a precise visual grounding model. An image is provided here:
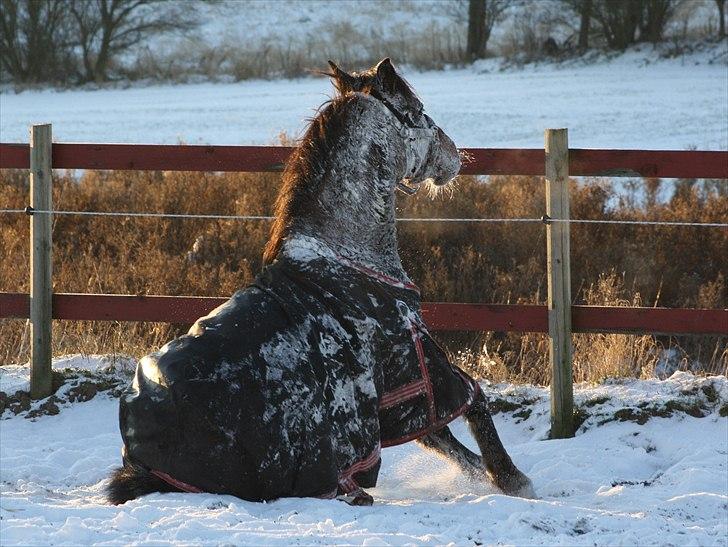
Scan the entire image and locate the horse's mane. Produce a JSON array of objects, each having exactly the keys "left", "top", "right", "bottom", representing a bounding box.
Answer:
[{"left": 262, "top": 95, "right": 353, "bottom": 265}]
